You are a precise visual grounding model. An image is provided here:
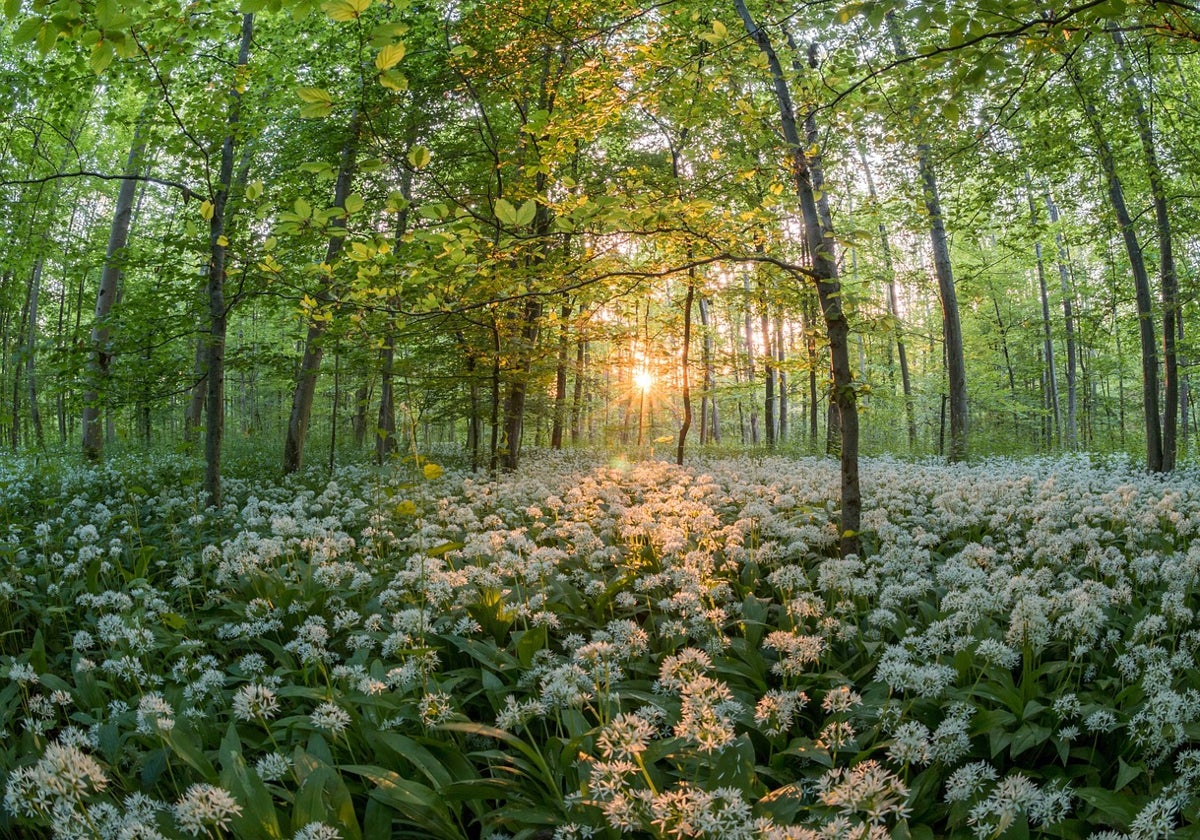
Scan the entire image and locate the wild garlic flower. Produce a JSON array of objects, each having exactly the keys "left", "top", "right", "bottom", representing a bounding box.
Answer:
[
  {"left": 596, "top": 712, "right": 656, "bottom": 761},
  {"left": 172, "top": 783, "right": 242, "bottom": 837},
  {"left": 310, "top": 701, "right": 351, "bottom": 735},
  {"left": 232, "top": 684, "right": 280, "bottom": 721}
]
